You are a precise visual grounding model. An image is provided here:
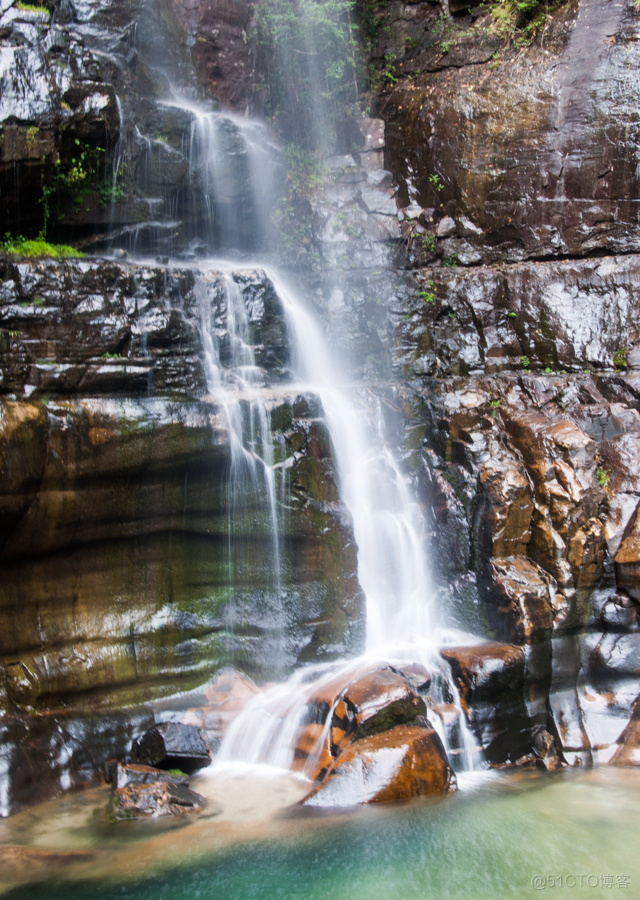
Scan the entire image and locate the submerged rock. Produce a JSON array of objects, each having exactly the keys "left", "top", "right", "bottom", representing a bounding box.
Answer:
[{"left": 299, "top": 724, "right": 456, "bottom": 808}]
